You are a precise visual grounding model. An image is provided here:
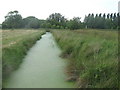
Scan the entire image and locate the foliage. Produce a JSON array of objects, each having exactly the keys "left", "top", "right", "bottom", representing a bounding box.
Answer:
[
  {"left": 46, "top": 13, "right": 67, "bottom": 29},
  {"left": 0, "top": 24, "right": 2, "bottom": 29},
  {"left": 1, "top": 11, "right": 119, "bottom": 30},
  {"left": 2, "top": 11, "right": 23, "bottom": 29},
  {"left": 84, "top": 13, "right": 120, "bottom": 29},
  {"left": 66, "top": 17, "right": 84, "bottom": 30},
  {"left": 23, "top": 16, "right": 40, "bottom": 29}
]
